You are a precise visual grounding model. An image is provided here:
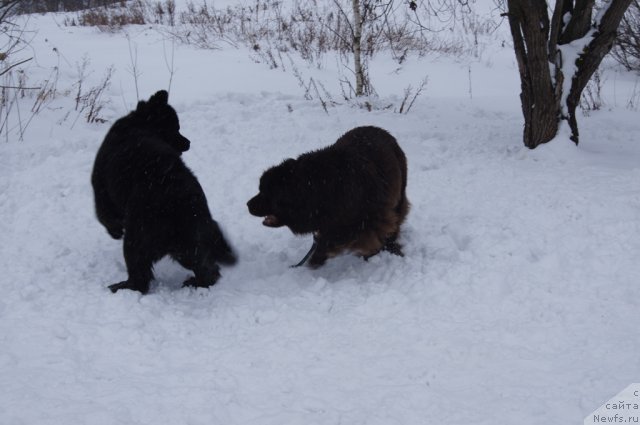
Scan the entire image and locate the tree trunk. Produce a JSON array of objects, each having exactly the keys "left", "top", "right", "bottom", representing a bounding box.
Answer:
[
  {"left": 565, "top": 0, "right": 632, "bottom": 143},
  {"left": 506, "top": 0, "right": 559, "bottom": 149},
  {"left": 352, "top": 0, "right": 364, "bottom": 97},
  {"left": 506, "top": 0, "right": 632, "bottom": 149}
]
